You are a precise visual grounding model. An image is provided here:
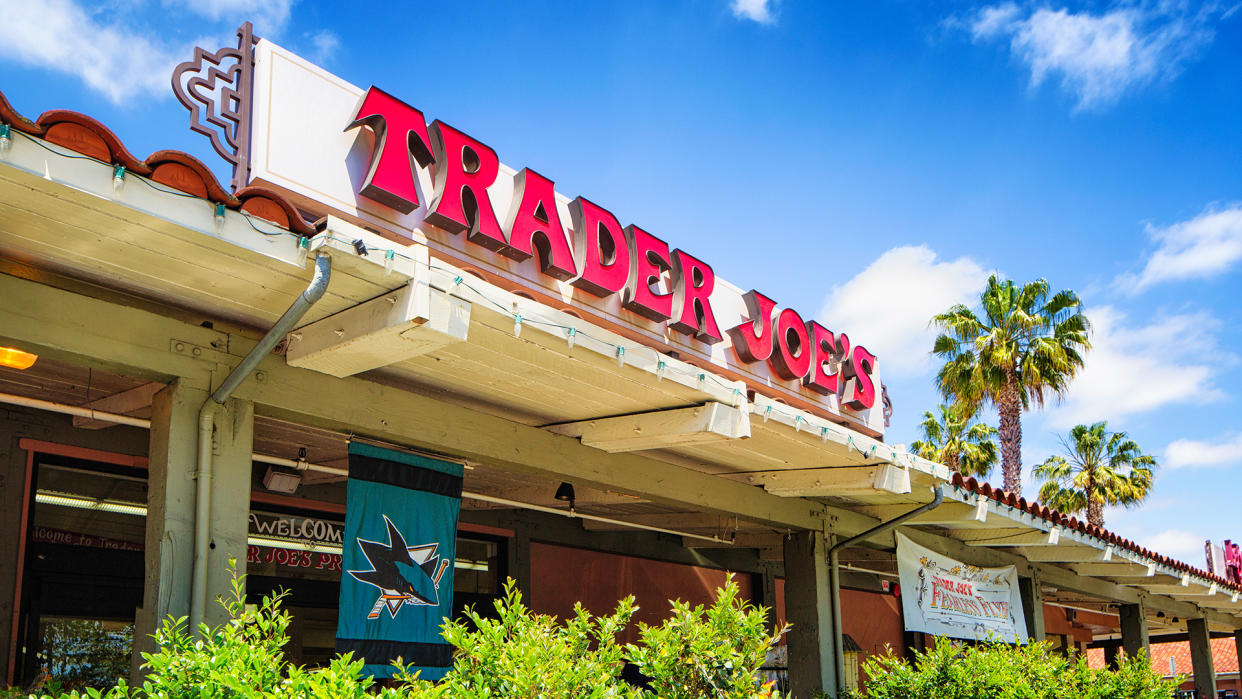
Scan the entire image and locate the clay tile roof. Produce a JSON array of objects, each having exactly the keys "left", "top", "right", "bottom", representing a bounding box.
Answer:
[
  {"left": 948, "top": 469, "right": 1242, "bottom": 592},
  {"left": 0, "top": 90, "right": 314, "bottom": 236}
]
